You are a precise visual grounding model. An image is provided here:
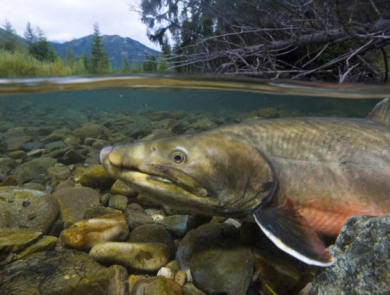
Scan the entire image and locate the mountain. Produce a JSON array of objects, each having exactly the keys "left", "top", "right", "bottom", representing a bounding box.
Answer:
[
  {"left": 51, "top": 35, "right": 160, "bottom": 69},
  {"left": 0, "top": 28, "right": 26, "bottom": 46},
  {"left": 0, "top": 28, "right": 160, "bottom": 69}
]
